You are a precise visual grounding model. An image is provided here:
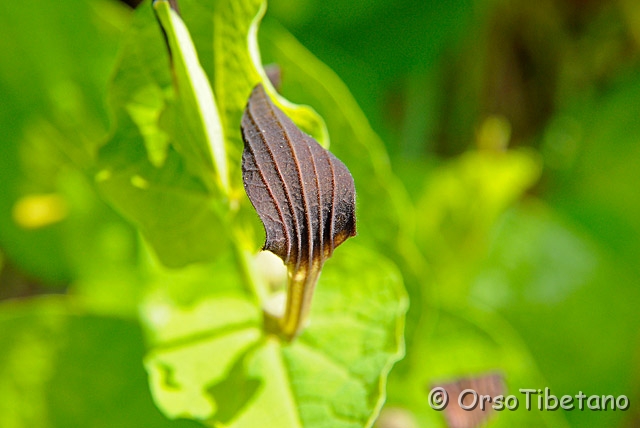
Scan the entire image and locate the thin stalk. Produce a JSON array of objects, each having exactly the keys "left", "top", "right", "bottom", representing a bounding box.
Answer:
[{"left": 279, "top": 262, "right": 322, "bottom": 340}]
